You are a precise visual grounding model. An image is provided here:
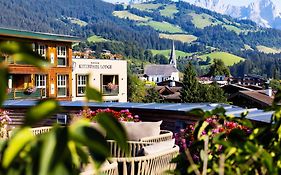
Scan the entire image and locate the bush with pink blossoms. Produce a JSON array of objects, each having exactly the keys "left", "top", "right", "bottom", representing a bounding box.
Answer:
[
  {"left": 175, "top": 115, "right": 251, "bottom": 160},
  {"left": 75, "top": 108, "right": 140, "bottom": 122},
  {"left": 172, "top": 108, "right": 255, "bottom": 174}
]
